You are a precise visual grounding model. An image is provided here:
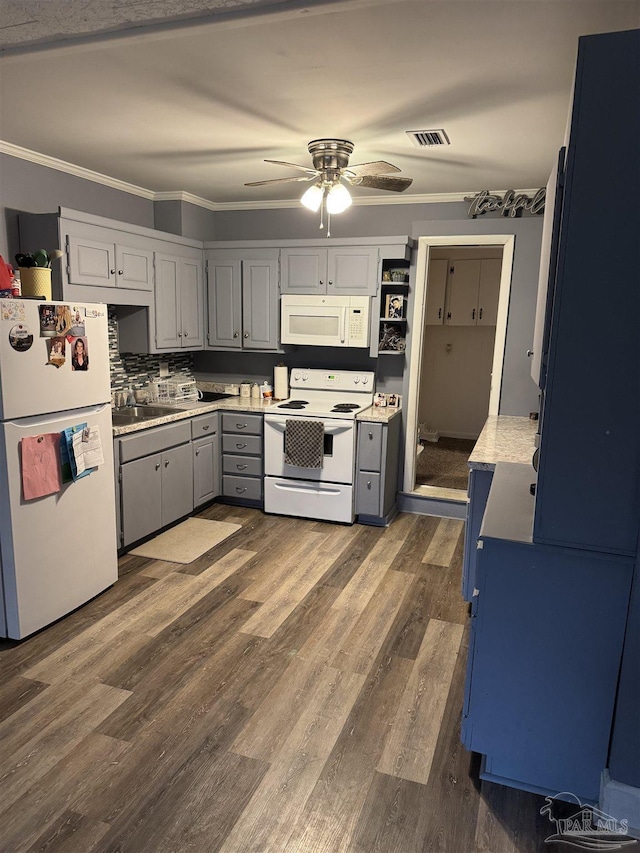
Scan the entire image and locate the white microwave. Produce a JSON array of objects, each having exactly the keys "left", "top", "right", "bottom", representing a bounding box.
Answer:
[{"left": 280, "top": 295, "right": 370, "bottom": 348}]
